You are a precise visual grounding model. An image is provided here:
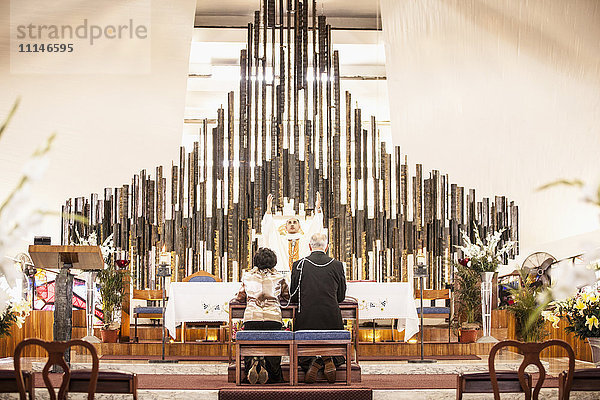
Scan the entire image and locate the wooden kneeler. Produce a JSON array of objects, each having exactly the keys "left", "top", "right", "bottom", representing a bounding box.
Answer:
[
  {"left": 235, "top": 330, "right": 295, "bottom": 385},
  {"left": 293, "top": 330, "right": 352, "bottom": 385}
]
